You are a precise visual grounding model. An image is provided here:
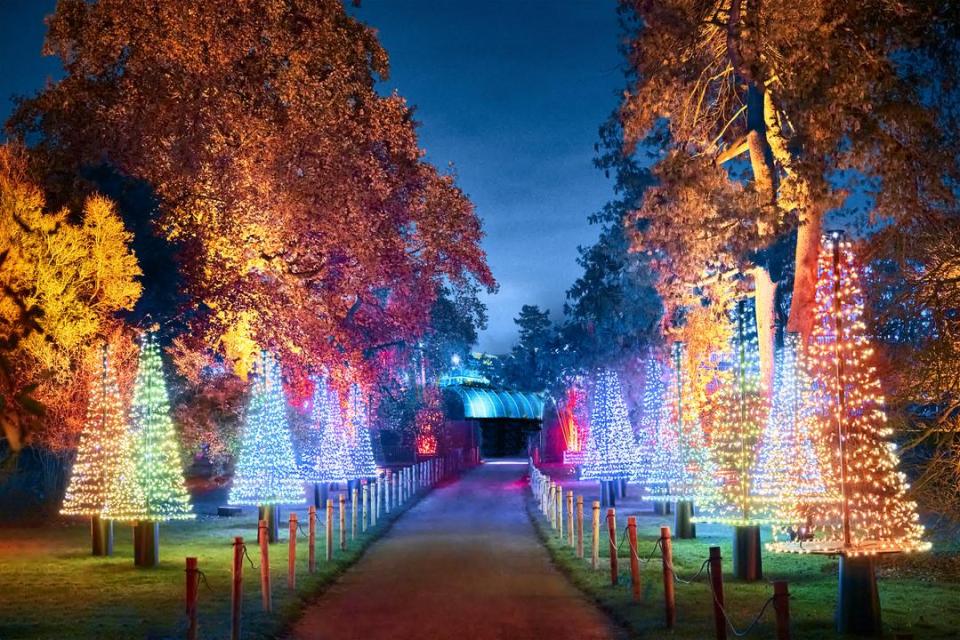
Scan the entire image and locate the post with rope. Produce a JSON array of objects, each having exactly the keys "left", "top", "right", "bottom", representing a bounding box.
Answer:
[
  {"left": 351, "top": 487, "right": 358, "bottom": 540},
  {"left": 556, "top": 485, "right": 564, "bottom": 538},
  {"left": 660, "top": 526, "right": 675, "bottom": 629},
  {"left": 258, "top": 520, "right": 272, "bottom": 612},
  {"left": 339, "top": 494, "right": 347, "bottom": 551},
  {"left": 287, "top": 512, "right": 297, "bottom": 590},
  {"left": 606, "top": 508, "right": 618, "bottom": 585},
  {"left": 371, "top": 480, "right": 378, "bottom": 527},
  {"left": 708, "top": 546, "right": 726, "bottom": 640},
  {"left": 326, "top": 499, "right": 334, "bottom": 561},
  {"left": 627, "top": 516, "right": 641, "bottom": 601},
  {"left": 773, "top": 581, "right": 790, "bottom": 640},
  {"left": 566, "top": 491, "right": 574, "bottom": 547},
  {"left": 386, "top": 470, "right": 392, "bottom": 512},
  {"left": 362, "top": 482, "right": 370, "bottom": 532},
  {"left": 576, "top": 496, "right": 584, "bottom": 558},
  {"left": 592, "top": 501, "right": 600, "bottom": 570},
  {"left": 185, "top": 557, "right": 199, "bottom": 640},
  {"left": 548, "top": 483, "right": 556, "bottom": 528},
  {"left": 231, "top": 537, "right": 244, "bottom": 640},
  {"left": 308, "top": 505, "right": 316, "bottom": 574}
]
